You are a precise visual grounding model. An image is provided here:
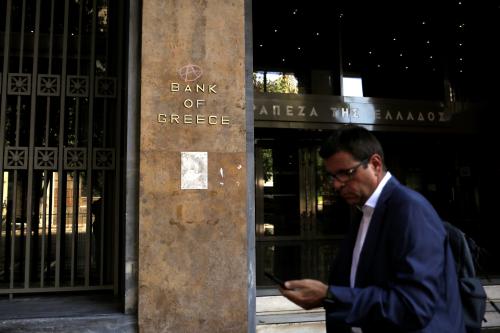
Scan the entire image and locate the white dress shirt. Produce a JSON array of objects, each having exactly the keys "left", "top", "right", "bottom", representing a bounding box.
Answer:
[
  {"left": 350, "top": 172, "right": 392, "bottom": 333},
  {"left": 350, "top": 205, "right": 374, "bottom": 288}
]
